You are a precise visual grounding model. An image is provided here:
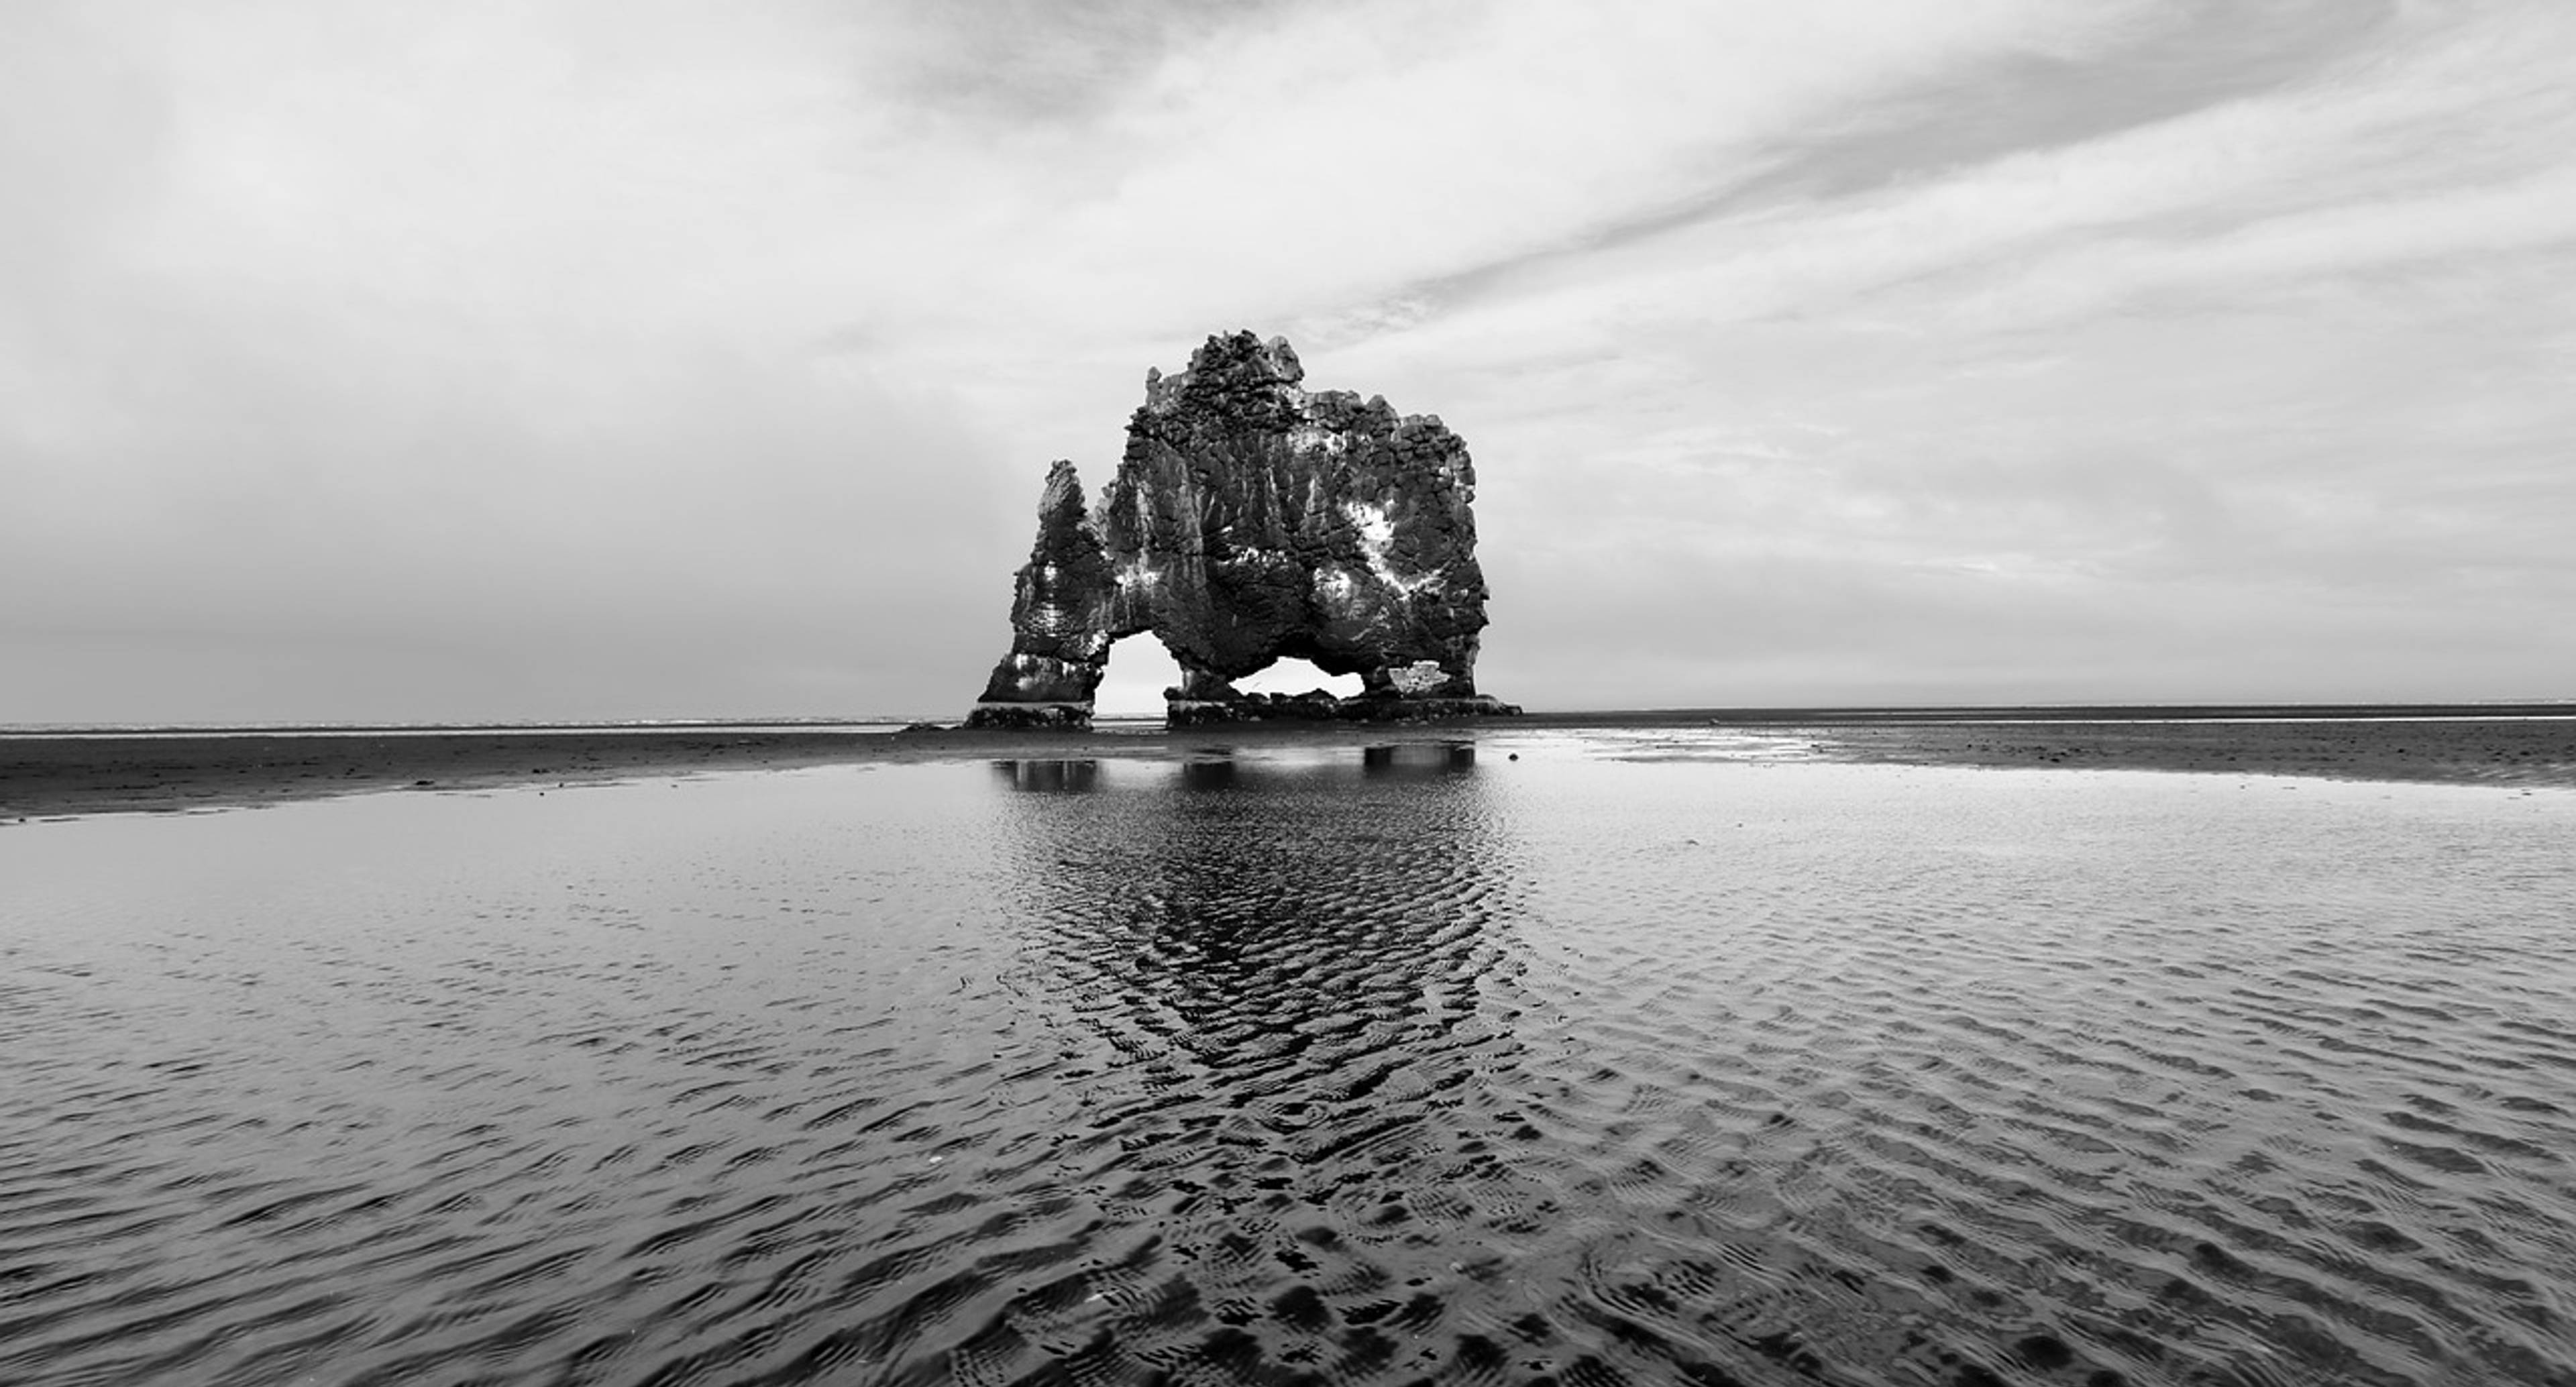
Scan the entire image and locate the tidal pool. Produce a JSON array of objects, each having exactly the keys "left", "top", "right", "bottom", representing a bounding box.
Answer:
[{"left": 5, "top": 739, "right": 2573, "bottom": 1385}]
